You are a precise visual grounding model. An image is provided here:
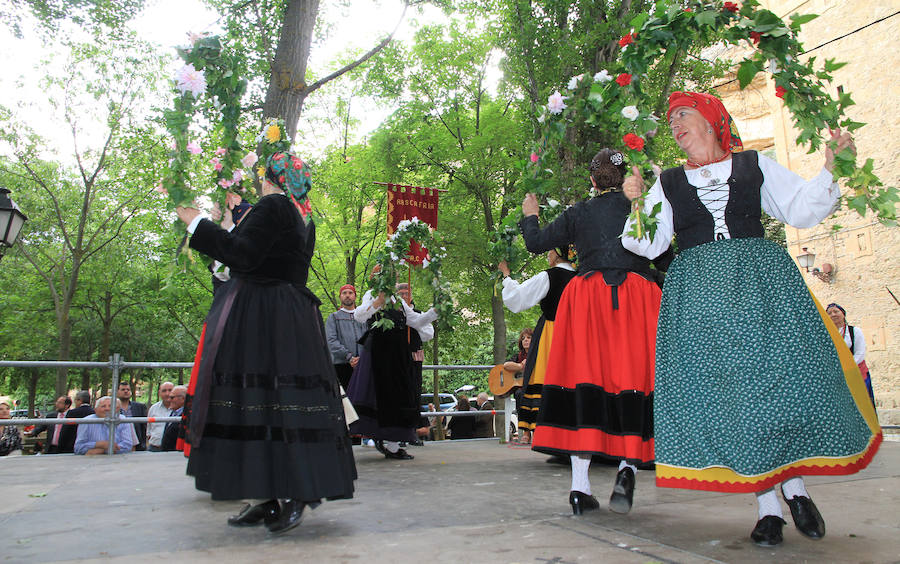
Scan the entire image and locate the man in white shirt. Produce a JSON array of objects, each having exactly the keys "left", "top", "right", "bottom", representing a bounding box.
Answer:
[{"left": 147, "top": 381, "right": 174, "bottom": 452}]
